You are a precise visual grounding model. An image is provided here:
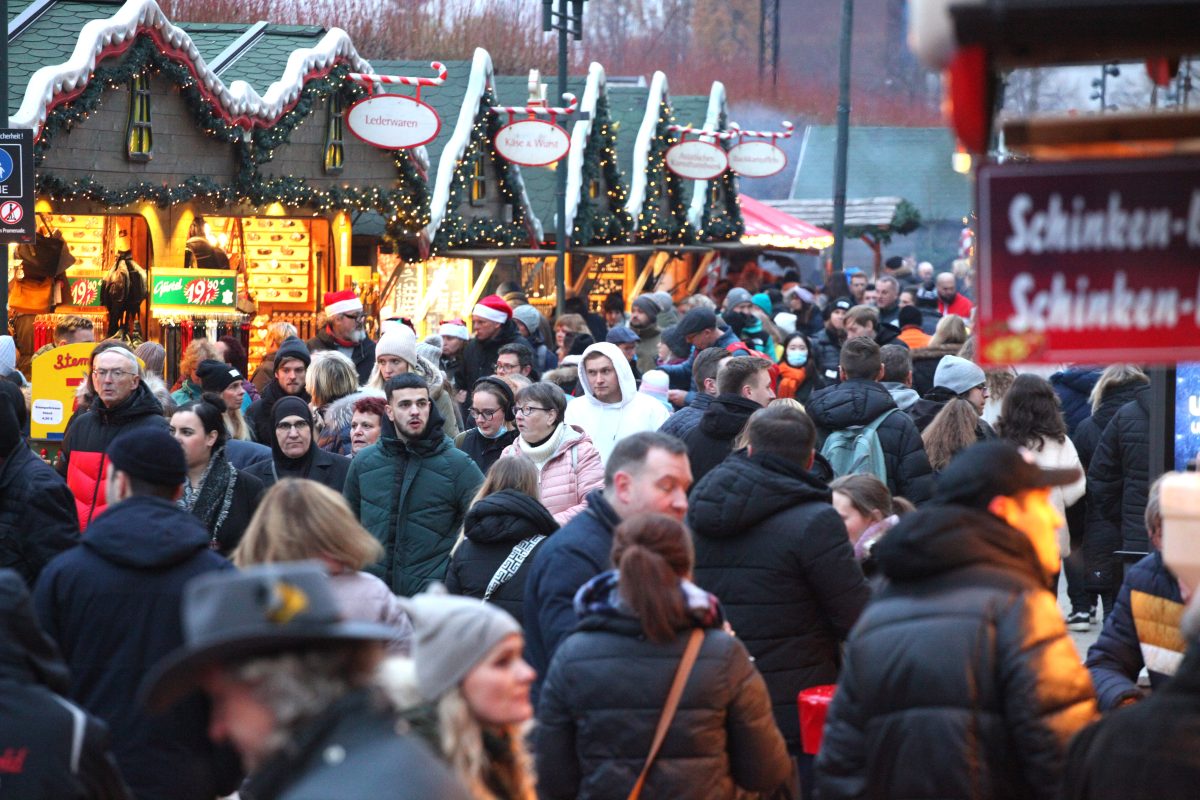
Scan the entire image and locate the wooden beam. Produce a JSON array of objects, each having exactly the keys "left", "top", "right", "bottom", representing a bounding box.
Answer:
[{"left": 1003, "top": 111, "right": 1200, "bottom": 158}]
